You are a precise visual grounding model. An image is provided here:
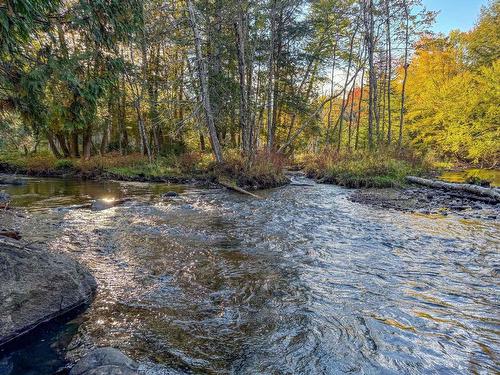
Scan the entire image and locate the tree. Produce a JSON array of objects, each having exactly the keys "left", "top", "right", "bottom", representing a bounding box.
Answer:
[{"left": 187, "top": 0, "right": 224, "bottom": 163}]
